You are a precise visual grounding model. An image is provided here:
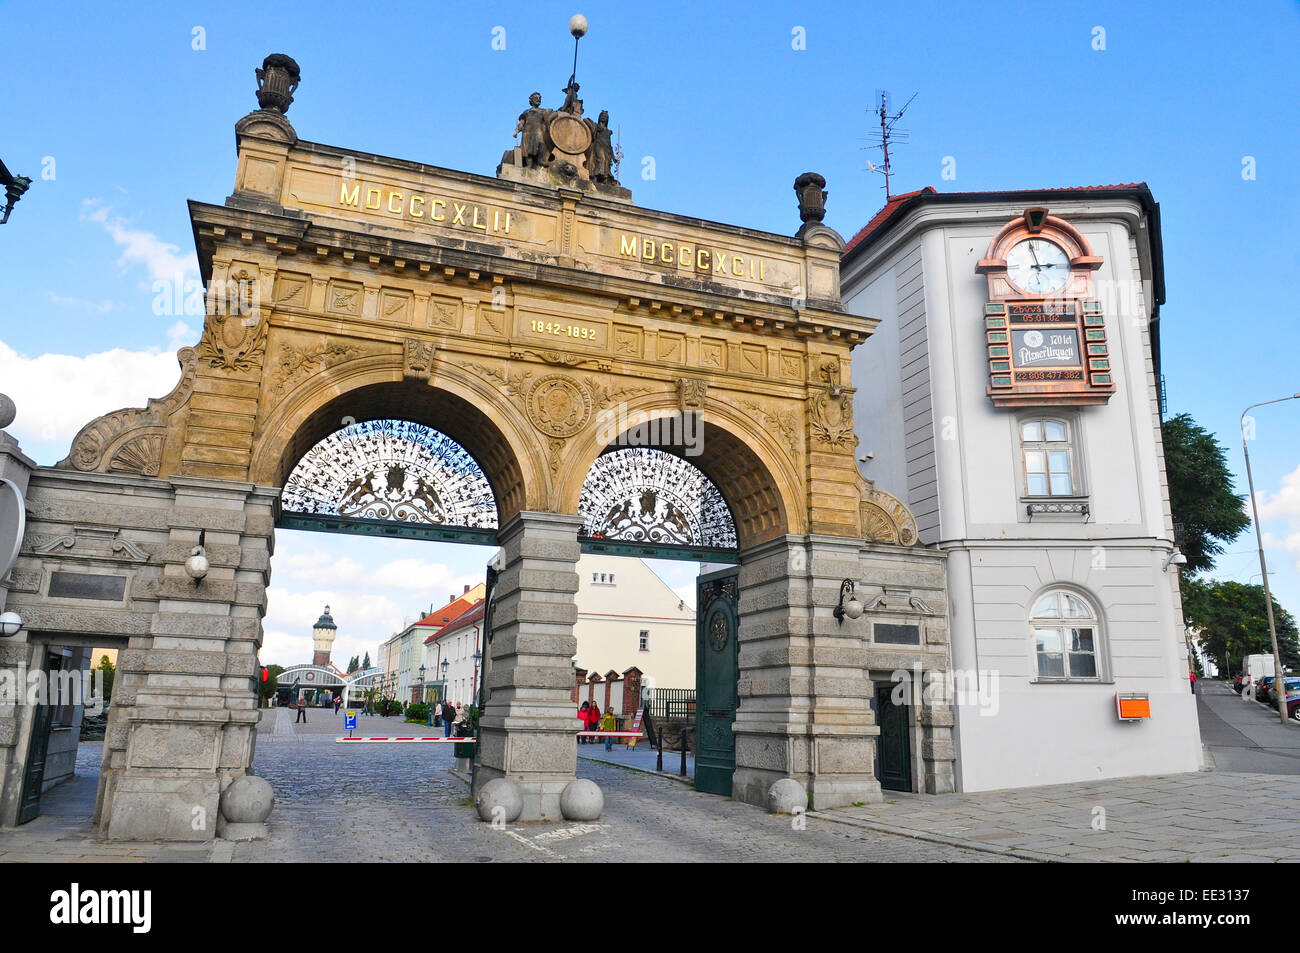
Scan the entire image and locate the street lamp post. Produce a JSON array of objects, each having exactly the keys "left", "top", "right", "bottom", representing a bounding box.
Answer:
[
  {"left": 1241, "top": 393, "right": 1299, "bottom": 726},
  {"left": 472, "top": 650, "right": 482, "bottom": 709}
]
